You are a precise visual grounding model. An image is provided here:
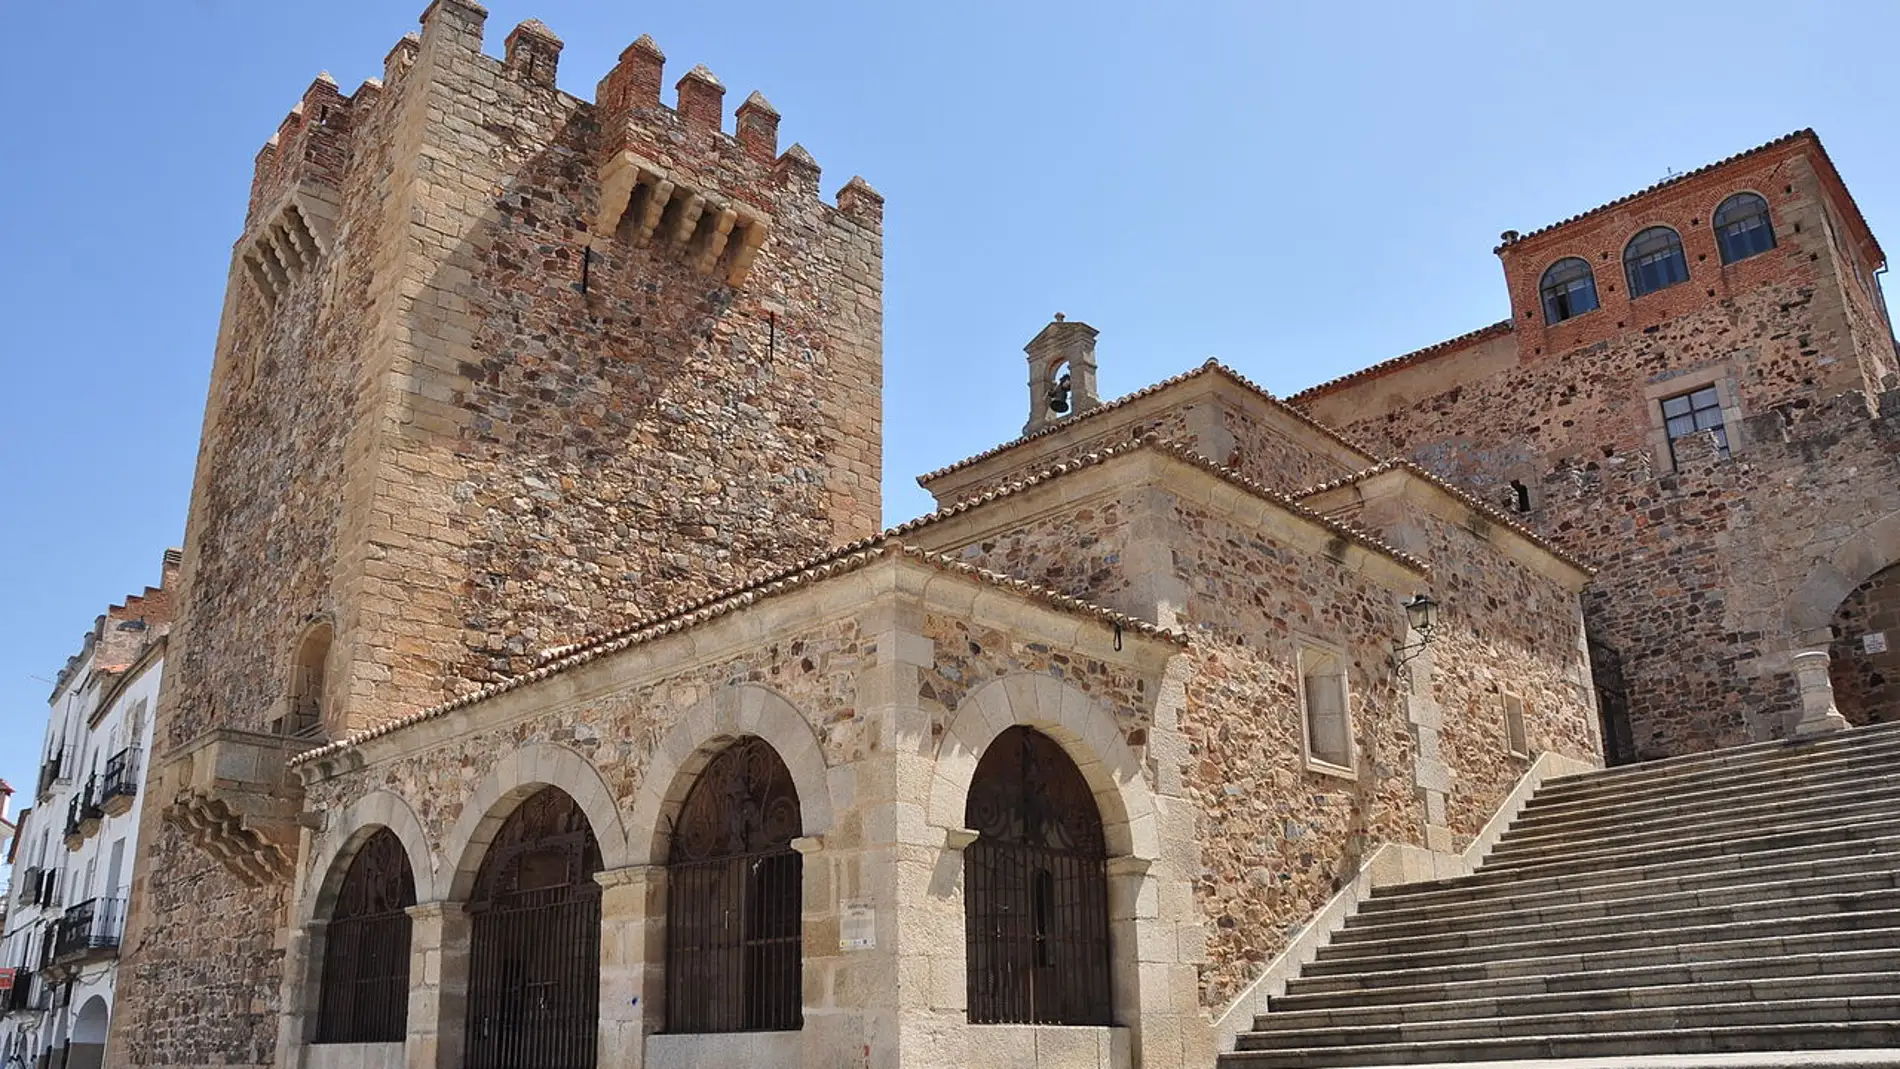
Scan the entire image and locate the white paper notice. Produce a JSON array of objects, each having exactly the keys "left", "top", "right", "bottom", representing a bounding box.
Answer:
[
  {"left": 1864, "top": 632, "right": 1889, "bottom": 655},
  {"left": 840, "top": 900, "right": 876, "bottom": 950}
]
